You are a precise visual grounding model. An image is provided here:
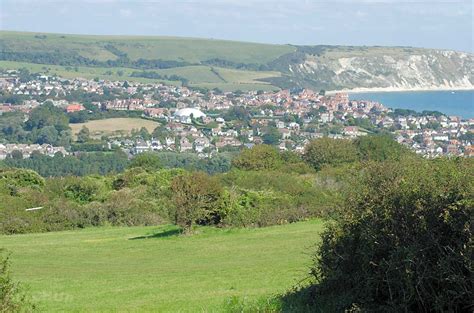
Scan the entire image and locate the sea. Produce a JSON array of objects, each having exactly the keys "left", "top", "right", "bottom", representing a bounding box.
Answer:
[{"left": 349, "top": 90, "right": 474, "bottom": 119}]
